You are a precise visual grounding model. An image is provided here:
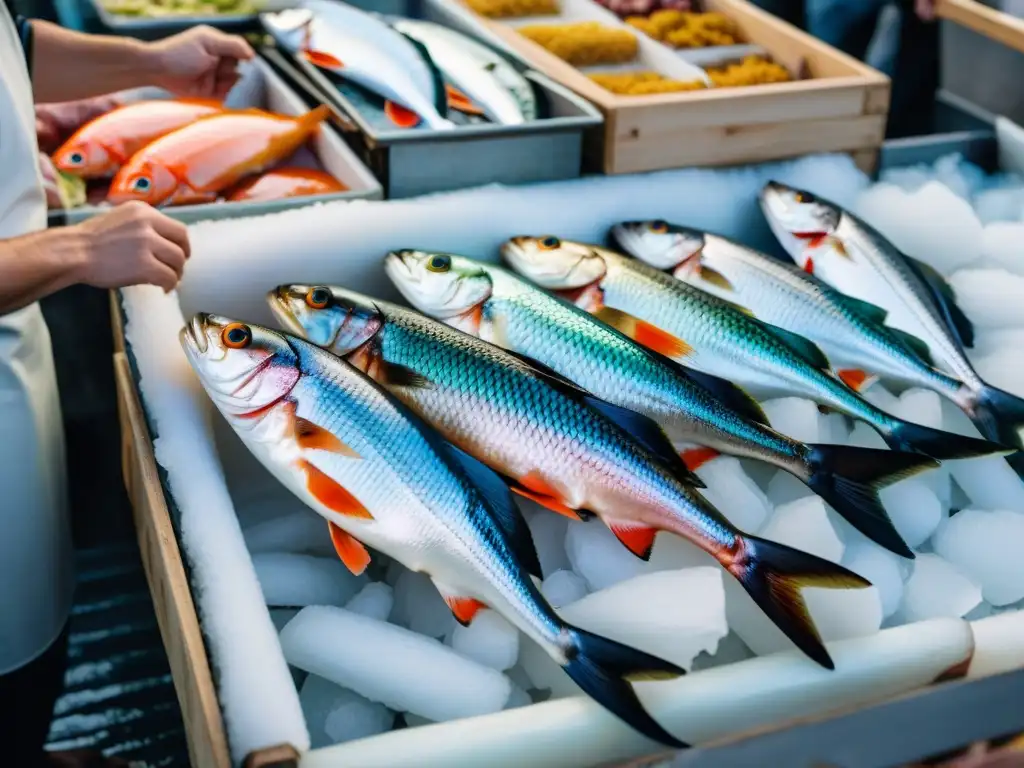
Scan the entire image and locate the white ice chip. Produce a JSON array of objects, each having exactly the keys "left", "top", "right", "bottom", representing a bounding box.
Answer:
[
  {"left": 900, "top": 554, "right": 982, "bottom": 622},
  {"left": 253, "top": 553, "right": 367, "bottom": 608},
  {"left": 933, "top": 509, "right": 1024, "bottom": 606}
]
